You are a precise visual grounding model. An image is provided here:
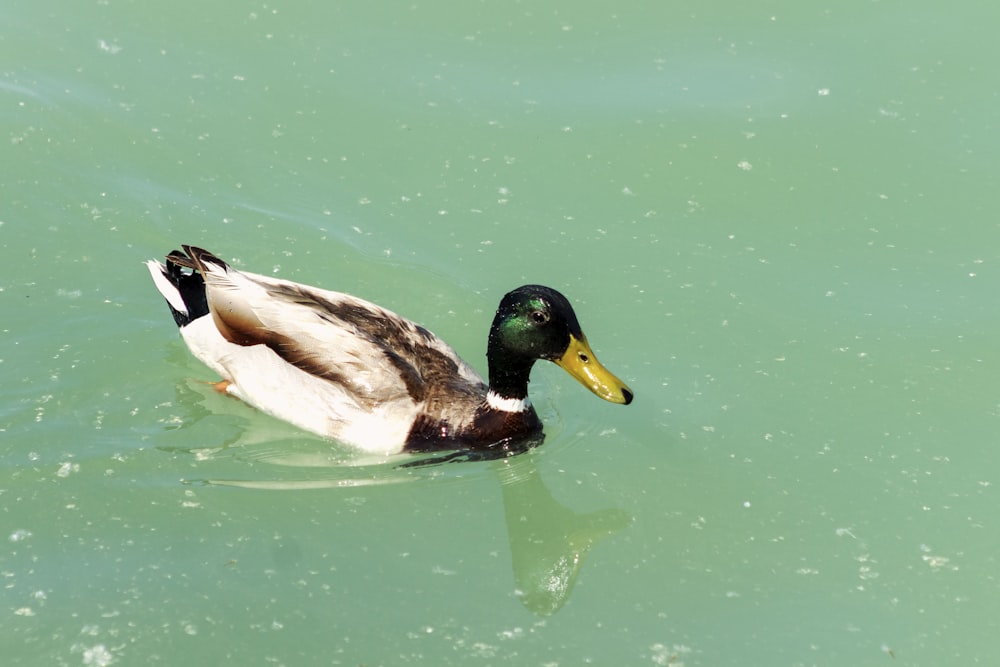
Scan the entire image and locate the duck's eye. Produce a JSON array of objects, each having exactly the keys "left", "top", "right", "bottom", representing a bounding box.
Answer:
[{"left": 530, "top": 310, "right": 549, "bottom": 324}]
